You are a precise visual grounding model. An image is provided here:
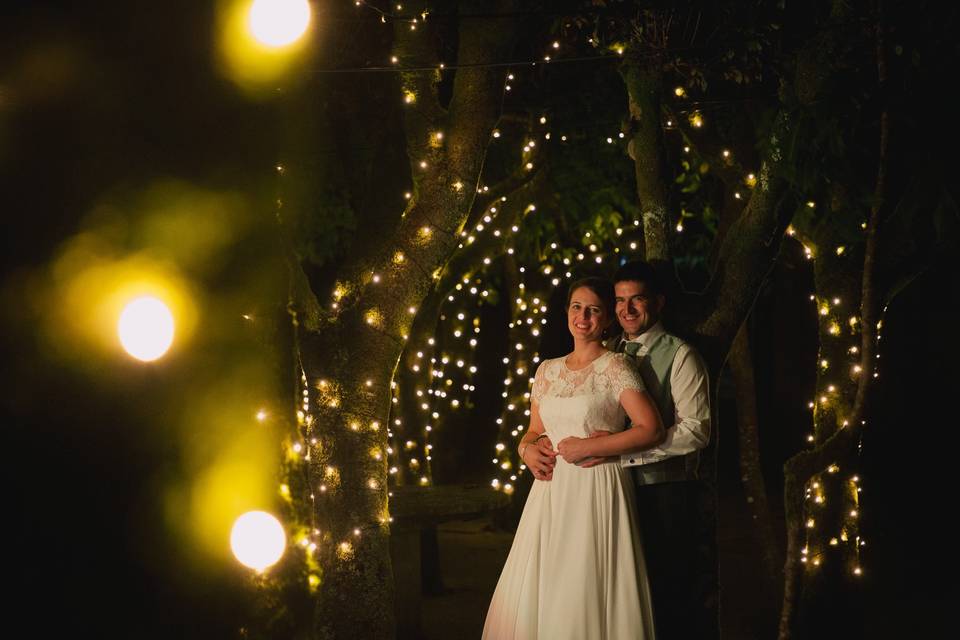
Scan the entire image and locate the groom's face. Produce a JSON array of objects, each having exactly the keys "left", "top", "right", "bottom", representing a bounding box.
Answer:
[{"left": 615, "top": 280, "right": 664, "bottom": 339}]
